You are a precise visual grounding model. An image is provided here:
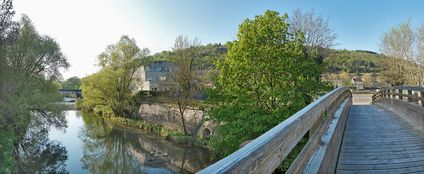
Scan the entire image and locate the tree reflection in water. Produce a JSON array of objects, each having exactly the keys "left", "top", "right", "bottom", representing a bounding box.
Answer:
[
  {"left": 79, "top": 115, "right": 145, "bottom": 174},
  {"left": 15, "top": 112, "right": 68, "bottom": 174},
  {"left": 78, "top": 114, "right": 211, "bottom": 174}
]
